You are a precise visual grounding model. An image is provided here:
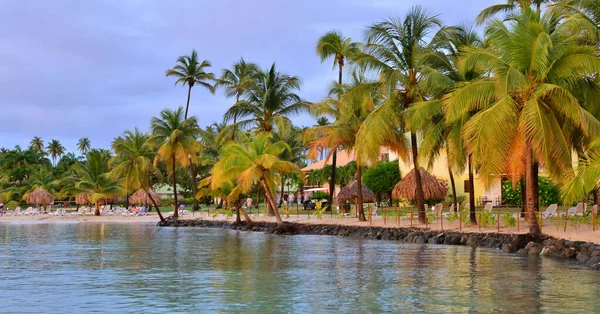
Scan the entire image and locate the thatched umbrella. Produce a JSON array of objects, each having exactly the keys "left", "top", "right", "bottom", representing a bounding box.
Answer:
[
  {"left": 393, "top": 167, "right": 446, "bottom": 200},
  {"left": 75, "top": 193, "right": 90, "bottom": 205},
  {"left": 129, "top": 189, "right": 160, "bottom": 206},
  {"left": 26, "top": 188, "right": 54, "bottom": 207},
  {"left": 336, "top": 180, "right": 375, "bottom": 203}
]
